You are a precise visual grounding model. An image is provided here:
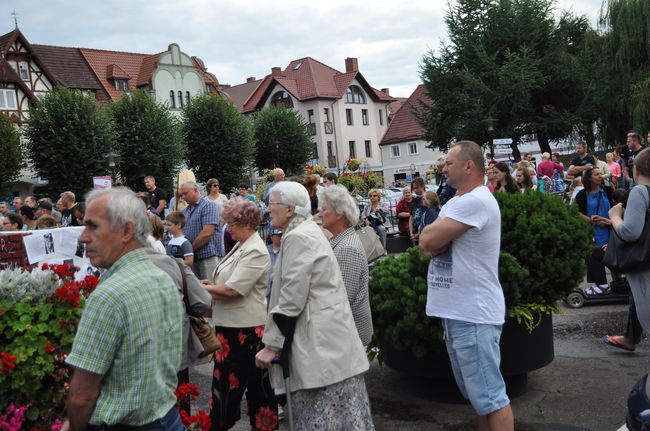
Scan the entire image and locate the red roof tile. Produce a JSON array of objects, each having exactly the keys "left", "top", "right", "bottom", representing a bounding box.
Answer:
[
  {"left": 79, "top": 48, "right": 150, "bottom": 101},
  {"left": 192, "top": 56, "right": 219, "bottom": 86},
  {"left": 106, "top": 63, "right": 131, "bottom": 80},
  {"left": 221, "top": 78, "right": 263, "bottom": 111},
  {"left": 380, "top": 84, "right": 431, "bottom": 145},
  {"left": 137, "top": 54, "right": 161, "bottom": 86},
  {"left": 31, "top": 44, "right": 104, "bottom": 91},
  {"left": 241, "top": 57, "right": 394, "bottom": 113}
]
